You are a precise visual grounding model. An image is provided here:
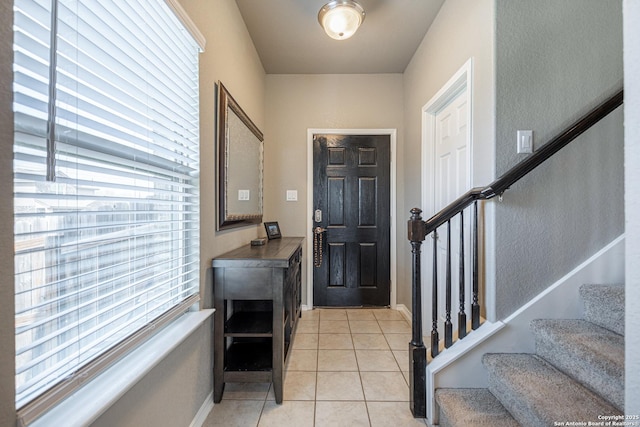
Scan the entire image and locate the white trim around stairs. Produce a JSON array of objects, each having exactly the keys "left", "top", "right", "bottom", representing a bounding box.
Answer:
[
  {"left": 427, "top": 320, "right": 506, "bottom": 425},
  {"left": 414, "top": 234, "right": 625, "bottom": 426}
]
